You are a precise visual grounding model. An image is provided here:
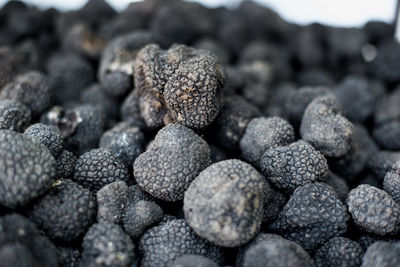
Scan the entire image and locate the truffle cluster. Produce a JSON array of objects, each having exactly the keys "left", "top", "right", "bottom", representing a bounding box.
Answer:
[{"left": 0, "top": 0, "right": 400, "bottom": 266}]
